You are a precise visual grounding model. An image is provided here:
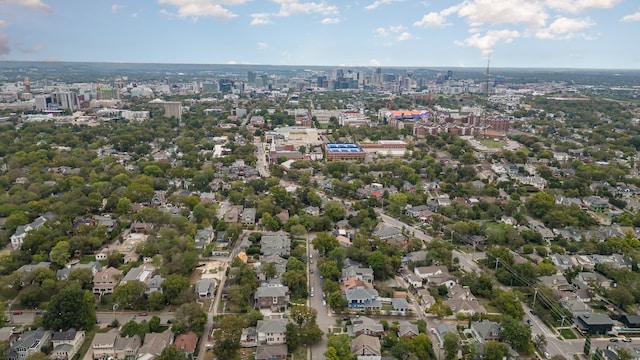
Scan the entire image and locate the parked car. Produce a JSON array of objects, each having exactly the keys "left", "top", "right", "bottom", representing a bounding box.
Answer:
[
  {"left": 609, "top": 338, "right": 619, "bottom": 342},
  {"left": 138, "top": 312, "right": 148, "bottom": 316},
  {"left": 12, "top": 311, "right": 22, "bottom": 315},
  {"left": 622, "top": 337, "right": 632, "bottom": 342}
]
